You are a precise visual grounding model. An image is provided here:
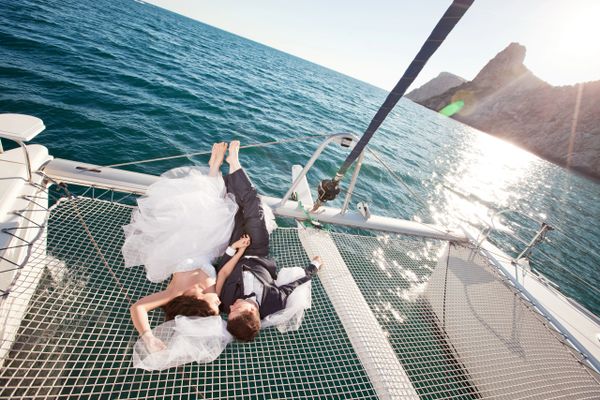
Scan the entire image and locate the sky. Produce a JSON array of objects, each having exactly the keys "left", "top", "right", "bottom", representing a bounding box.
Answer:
[{"left": 145, "top": 0, "right": 600, "bottom": 91}]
